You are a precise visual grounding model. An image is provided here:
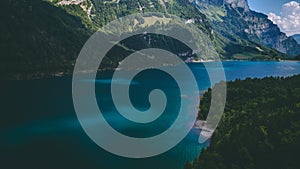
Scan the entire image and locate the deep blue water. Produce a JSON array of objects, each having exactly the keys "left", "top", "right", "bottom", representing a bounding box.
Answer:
[{"left": 1, "top": 61, "right": 300, "bottom": 169}]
